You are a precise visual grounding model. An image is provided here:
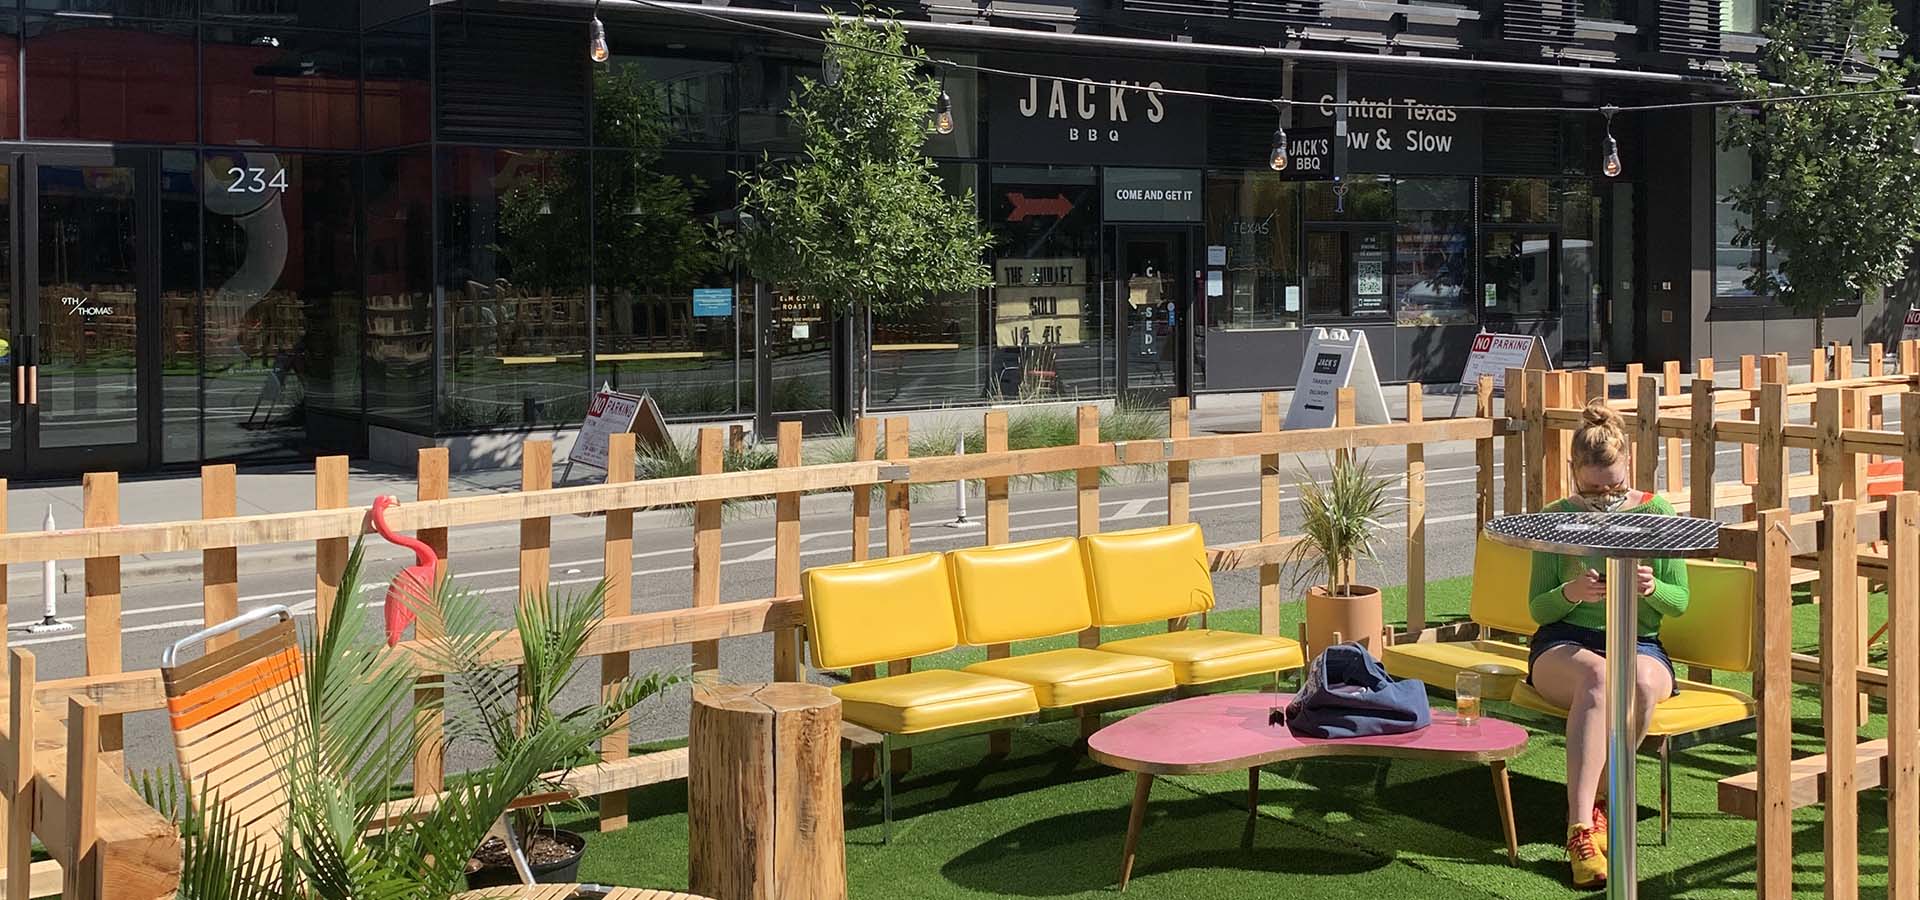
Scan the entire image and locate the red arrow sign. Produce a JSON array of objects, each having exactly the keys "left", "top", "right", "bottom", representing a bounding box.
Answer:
[{"left": 1006, "top": 192, "right": 1074, "bottom": 222}]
